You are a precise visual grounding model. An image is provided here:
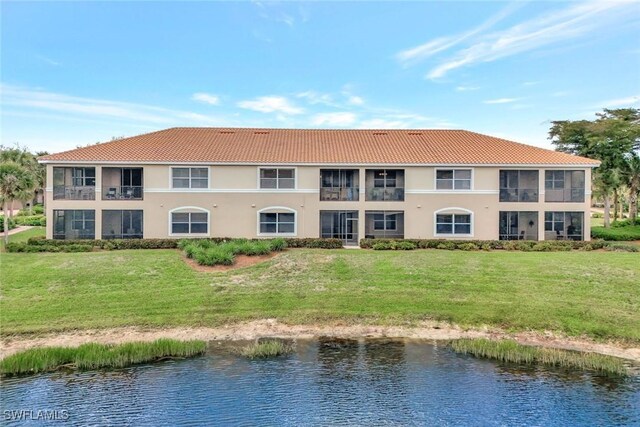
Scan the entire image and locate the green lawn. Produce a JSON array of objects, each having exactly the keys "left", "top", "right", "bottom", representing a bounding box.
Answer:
[
  {"left": 0, "top": 227, "right": 45, "bottom": 251},
  {"left": 1, "top": 249, "right": 638, "bottom": 343}
]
